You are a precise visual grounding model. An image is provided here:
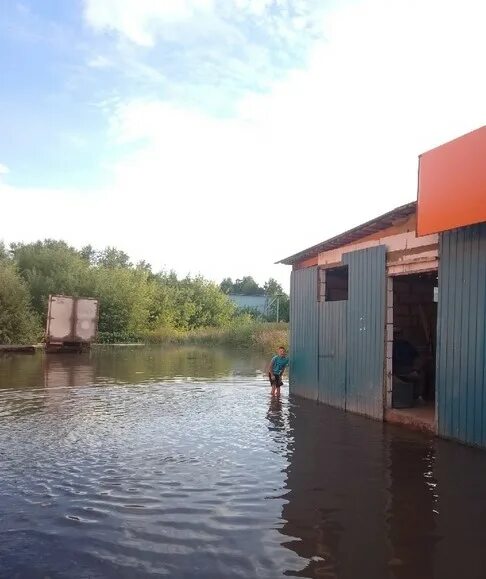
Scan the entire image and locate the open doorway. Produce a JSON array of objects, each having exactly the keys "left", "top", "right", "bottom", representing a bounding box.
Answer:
[{"left": 388, "top": 271, "right": 438, "bottom": 431}]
